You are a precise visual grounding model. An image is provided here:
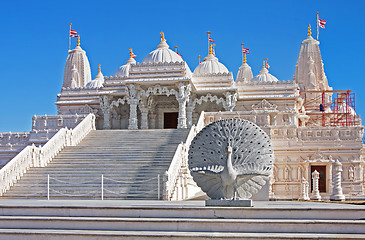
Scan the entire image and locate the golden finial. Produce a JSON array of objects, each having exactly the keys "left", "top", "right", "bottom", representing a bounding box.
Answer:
[
  {"left": 98, "top": 64, "right": 101, "bottom": 73},
  {"left": 244, "top": 54, "right": 247, "bottom": 63},
  {"left": 160, "top": 32, "right": 165, "bottom": 42},
  {"left": 209, "top": 44, "right": 213, "bottom": 54},
  {"left": 129, "top": 48, "right": 133, "bottom": 58},
  {"left": 207, "top": 31, "right": 211, "bottom": 34},
  {"left": 174, "top": 46, "right": 178, "bottom": 52},
  {"left": 198, "top": 55, "right": 201, "bottom": 63},
  {"left": 69, "top": 23, "right": 72, "bottom": 26},
  {"left": 308, "top": 24, "right": 312, "bottom": 36},
  {"left": 77, "top": 35, "right": 80, "bottom": 46},
  {"left": 263, "top": 58, "right": 268, "bottom": 68}
]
